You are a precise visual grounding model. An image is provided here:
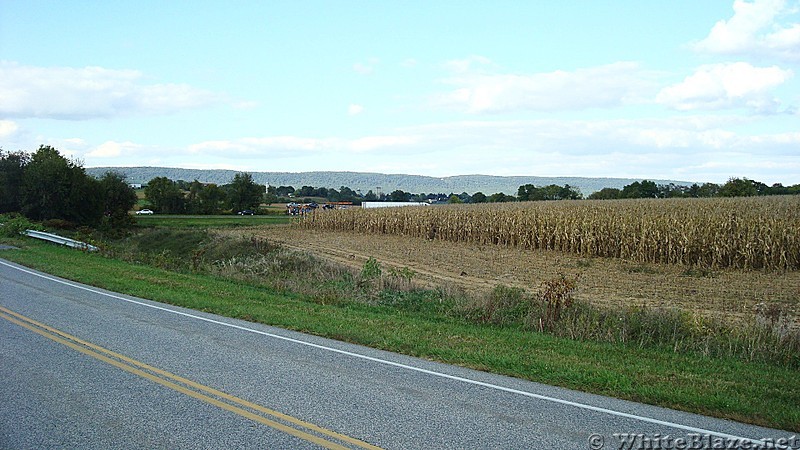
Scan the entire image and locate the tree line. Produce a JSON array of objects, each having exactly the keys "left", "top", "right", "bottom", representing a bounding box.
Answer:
[
  {"left": 365, "top": 178, "right": 799, "bottom": 204},
  {"left": 586, "top": 178, "right": 800, "bottom": 200},
  {"left": 1, "top": 146, "right": 137, "bottom": 229},
  {"left": 143, "top": 173, "right": 265, "bottom": 214},
  {"left": 0, "top": 147, "right": 271, "bottom": 222},
  {"left": 4, "top": 146, "right": 798, "bottom": 227}
]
